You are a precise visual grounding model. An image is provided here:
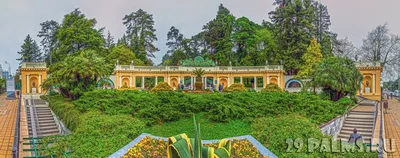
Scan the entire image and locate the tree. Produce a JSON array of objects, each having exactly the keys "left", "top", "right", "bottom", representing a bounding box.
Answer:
[
  {"left": 313, "top": 1, "right": 335, "bottom": 56},
  {"left": 17, "top": 34, "right": 42, "bottom": 64},
  {"left": 360, "top": 23, "right": 400, "bottom": 76},
  {"left": 232, "top": 17, "right": 259, "bottom": 66},
  {"left": 38, "top": 20, "right": 60, "bottom": 65},
  {"left": 104, "top": 31, "right": 115, "bottom": 50},
  {"left": 269, "top": 0, "right": 316, "bottom": 75},
  {"left": 313, "top": 56, "right": 363, "bottom": 101},
  {"left": 255, "top": 28, "right": 278, "bottom": 65},
  {"left": 123, "top": 9, "right": 159, "bottom": 64},
  {"left": 0, "top": 78, "right": 5, "bottom": 91},
  {"left": 166, "top": 26, "right": 184, "bottom": 54},
  {"left": 168, "top": 49, "right": 187, "bottom": 66},
  {"left": 43, "top": 50, "right": 112, "bottom": 100},
  {"left": 106, "top": 45, "right": 144, "bottom": 66},
  {"left": 54, "top": 8, "right": 105, "bottom": 63},
  {"left": 298, "top": 38, "right": 323, "bottom": 79},
  {"left": 203, "top": 4, "right": 235, "bottom": 66},
  {"left": 332, "top": 37, "right": 357, "bottom": 60}
]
